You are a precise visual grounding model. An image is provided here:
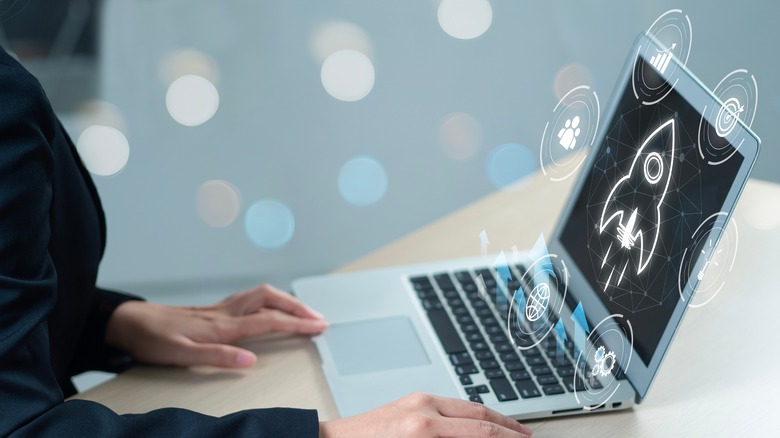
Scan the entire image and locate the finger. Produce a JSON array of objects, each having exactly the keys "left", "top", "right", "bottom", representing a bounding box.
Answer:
[
  {"left": 435, "top": 397, "right": 533, "bottom": 437},
  {"left": 175, "top": 339, "right": 258, "bottom": 368},
  {"left": 428, "top": 417, "right": 531, "bottom": 438},
  {"left": 257, "top": 286, "right": 325, "bottom": 320},
  {"left": 228, "top": 310, "right": 329, "bottom": 339}
]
